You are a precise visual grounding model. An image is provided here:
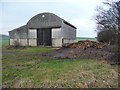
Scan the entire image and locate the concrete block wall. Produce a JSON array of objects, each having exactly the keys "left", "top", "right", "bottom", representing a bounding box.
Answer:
[
  {"left": 28, "top": 29, "right": 37, "bottom": 46},
  {"left": 10, "top": 39, "right": 27, "bottom": 46},
  {"left": 52, "top": 38, "right": 62, "bottom": 47},
  {"left": 63, "top": 39, "right": 75, "bottom": 44},
  {"left": 52, "top": 28, "right": 62, "bottom": 47},
  {"left": 28, "top": 39, "right": 37, "bottom": 46}
]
